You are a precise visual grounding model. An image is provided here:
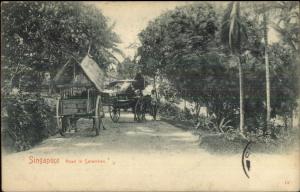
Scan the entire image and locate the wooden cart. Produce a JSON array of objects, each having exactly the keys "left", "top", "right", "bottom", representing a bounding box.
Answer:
[{"left": 54, "top": 55, "right": 106, "bottom": 136}]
